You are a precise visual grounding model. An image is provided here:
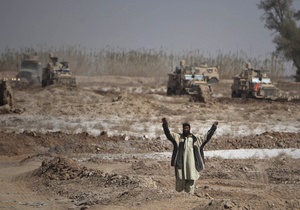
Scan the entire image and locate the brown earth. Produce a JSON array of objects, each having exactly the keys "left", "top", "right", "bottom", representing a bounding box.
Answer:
[{"left": 0, "top": 76, "right": 300, "bottom": 210}]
